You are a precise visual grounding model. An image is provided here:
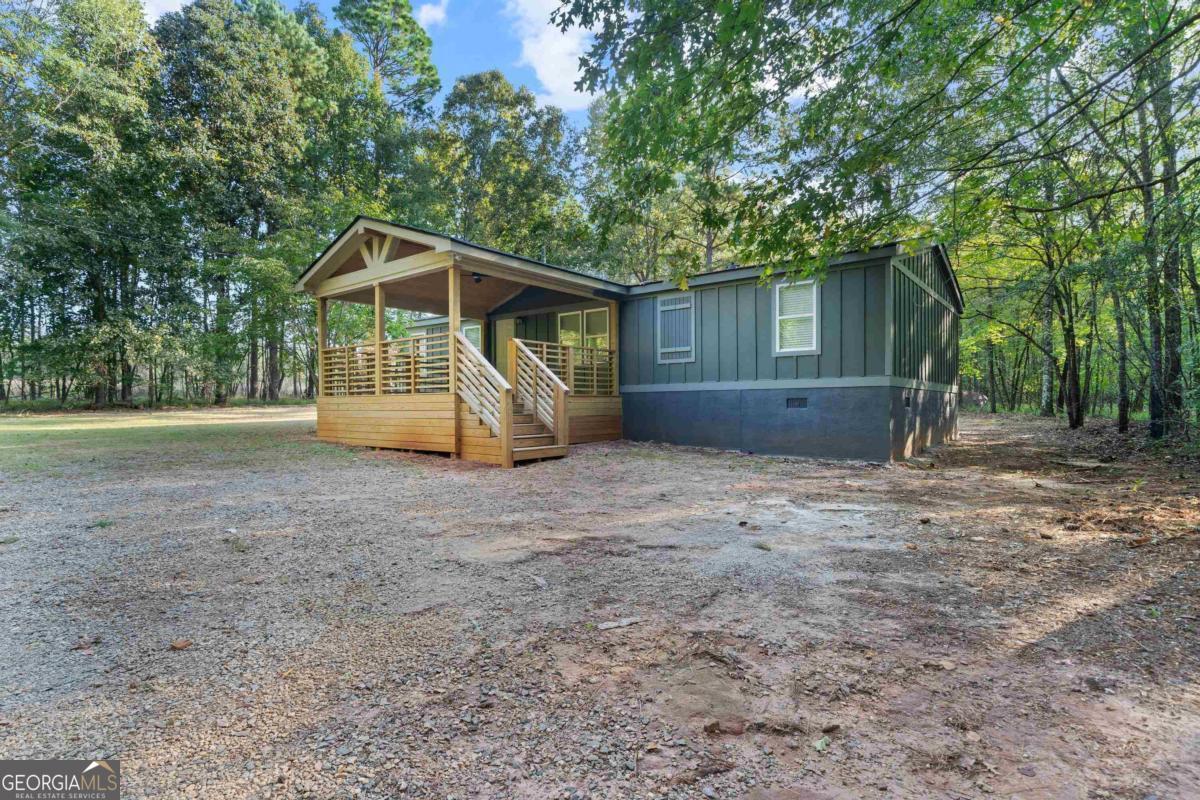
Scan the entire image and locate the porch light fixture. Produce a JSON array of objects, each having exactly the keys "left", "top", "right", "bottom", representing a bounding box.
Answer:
[{"left": 472, "top": 272, "right": 483, "bottom": 284}]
